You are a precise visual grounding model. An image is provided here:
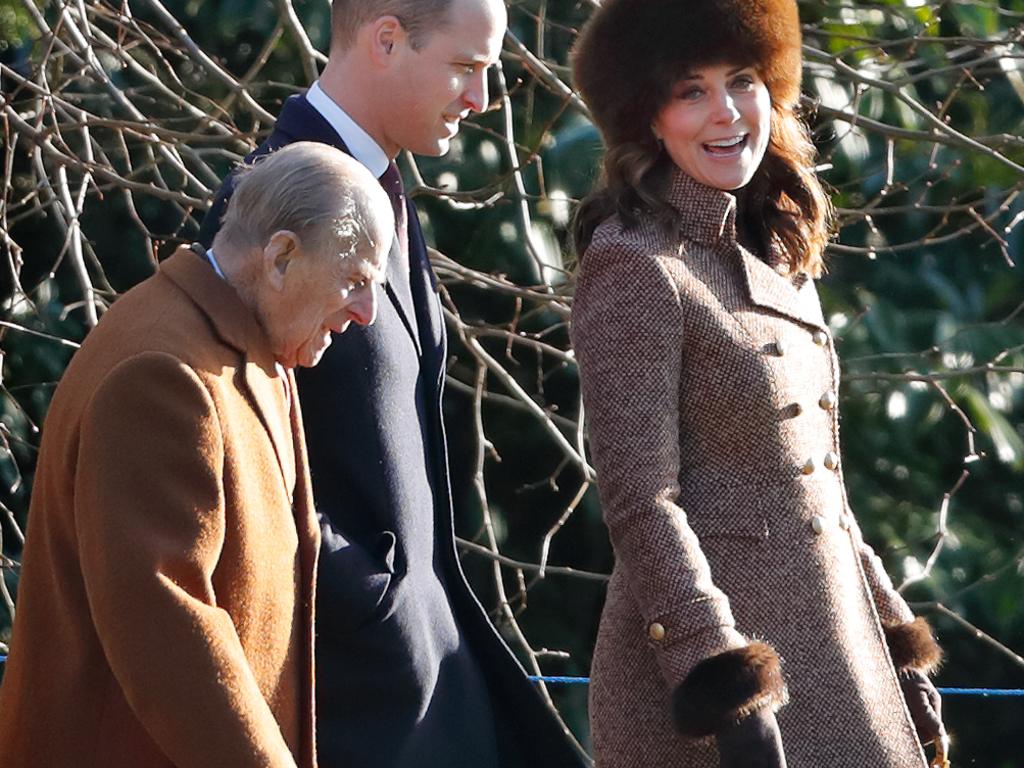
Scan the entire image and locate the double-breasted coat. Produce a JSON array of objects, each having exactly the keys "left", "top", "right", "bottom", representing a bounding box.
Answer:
[
  {"left": 571, "top": 170, "right": 930, "bottom": 767},
  {"left": 0, "top": 246, "right": 319, "bottom": 767}
]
